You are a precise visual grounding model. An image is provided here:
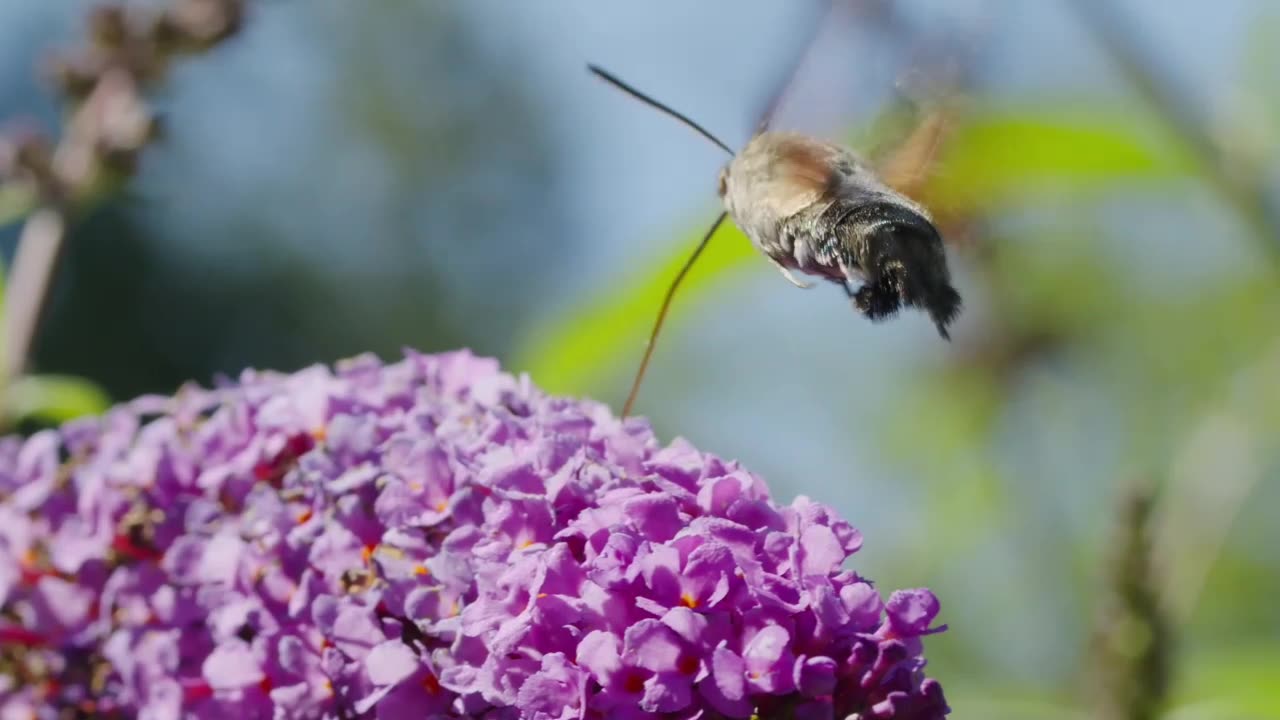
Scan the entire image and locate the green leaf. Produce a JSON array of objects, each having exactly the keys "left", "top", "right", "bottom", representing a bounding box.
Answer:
[
  {"left": 924, "top": 108, "right": 1193, "bottom": 209},
  {"left": 512, "top": 217, "right": 758, "bottom": 397},
  {"left": 3, "top": 374, "right": 111, "bottom": 425}
]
